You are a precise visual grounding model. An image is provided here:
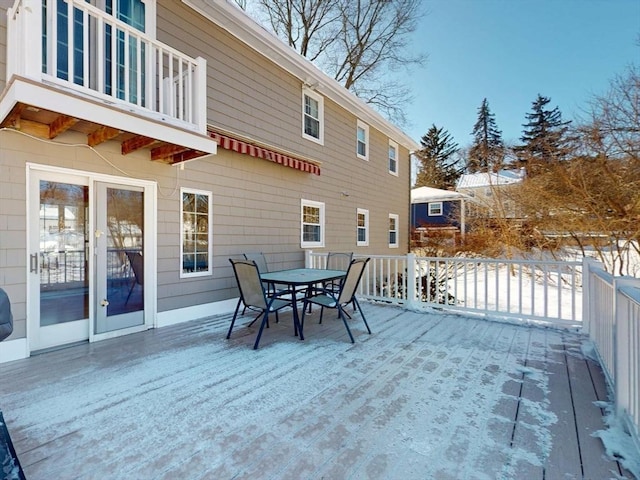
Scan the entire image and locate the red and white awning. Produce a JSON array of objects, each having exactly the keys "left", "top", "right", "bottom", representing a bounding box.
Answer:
[{"left": 208, "top": 130, "right": 321, "bottom": 175}]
